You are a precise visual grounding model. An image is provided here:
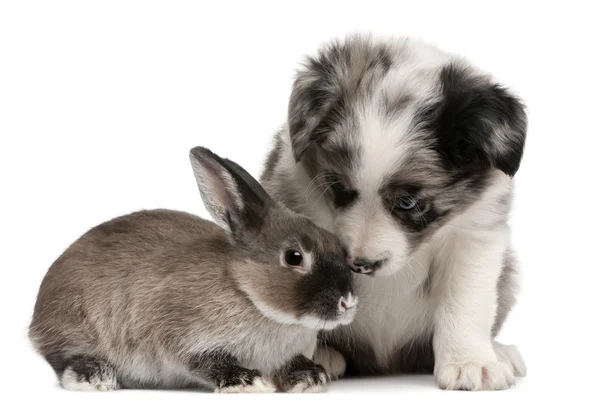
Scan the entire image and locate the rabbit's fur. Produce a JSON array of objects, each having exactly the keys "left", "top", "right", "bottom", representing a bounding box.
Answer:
[{"left": 29, "top": 147, "right": 357, "bottom": 393}]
